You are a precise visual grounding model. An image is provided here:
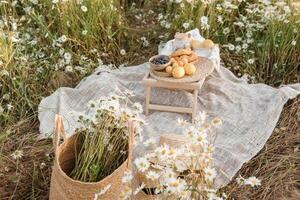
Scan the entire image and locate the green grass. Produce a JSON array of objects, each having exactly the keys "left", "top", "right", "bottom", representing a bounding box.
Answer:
[{"left": 0, "top": 0, "right": 299, "bottom": 199}]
